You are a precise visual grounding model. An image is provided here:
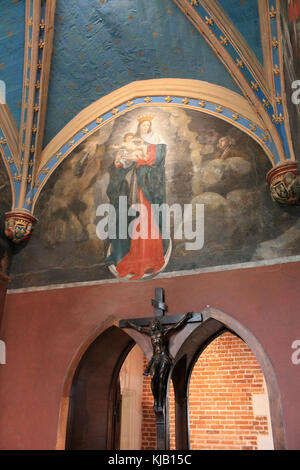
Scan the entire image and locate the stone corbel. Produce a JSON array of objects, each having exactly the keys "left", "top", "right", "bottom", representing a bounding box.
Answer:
[
  {"left": 267, "top": 161, "right": 300, "bottom": 205},
  {"left": 4, "top": 210, "right": 37, "bottom": 244}
]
